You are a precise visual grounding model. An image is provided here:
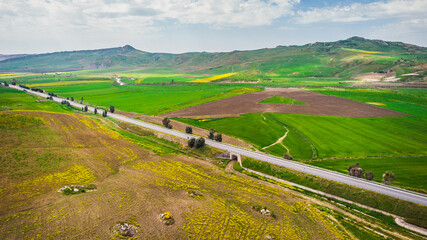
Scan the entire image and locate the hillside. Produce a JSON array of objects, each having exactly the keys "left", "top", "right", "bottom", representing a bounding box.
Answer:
[{"left": 0, "top": 37, "right": 425, "bottom": 78}]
